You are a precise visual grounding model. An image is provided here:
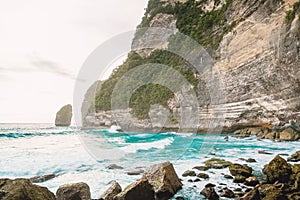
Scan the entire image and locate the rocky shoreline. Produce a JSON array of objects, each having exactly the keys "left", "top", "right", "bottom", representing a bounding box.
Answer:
[{"left": 1, "top": 150, "right": 299, "bottom": 200}]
